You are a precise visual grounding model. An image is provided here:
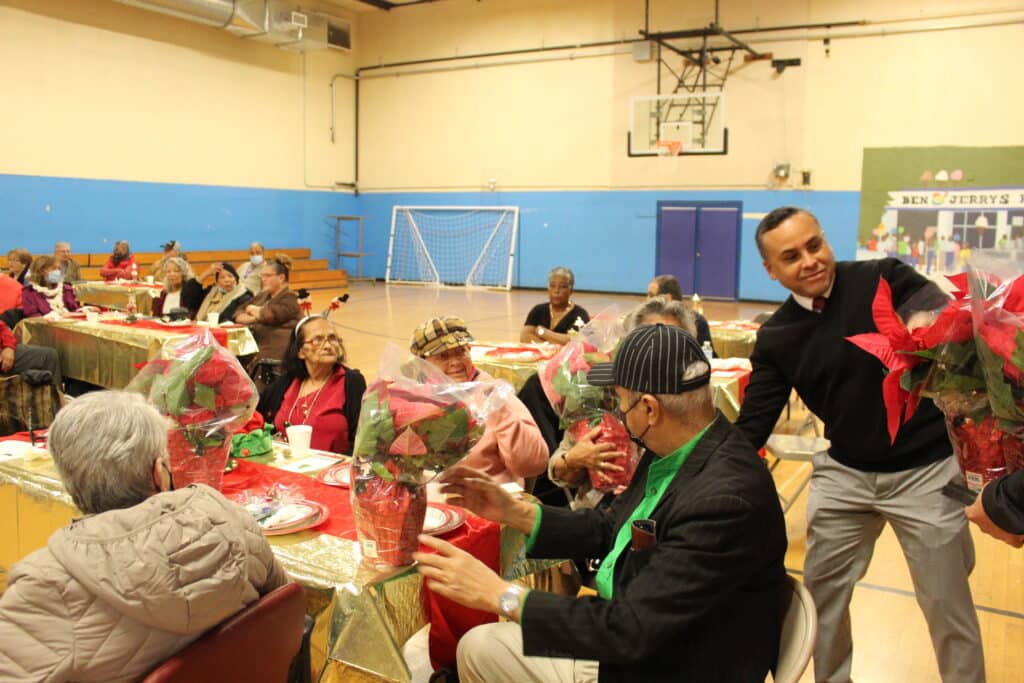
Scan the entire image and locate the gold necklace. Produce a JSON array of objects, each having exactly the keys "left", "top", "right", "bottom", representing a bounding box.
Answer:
[{"left": 285, "top": 378, "right": 328, "bottom": 426}]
